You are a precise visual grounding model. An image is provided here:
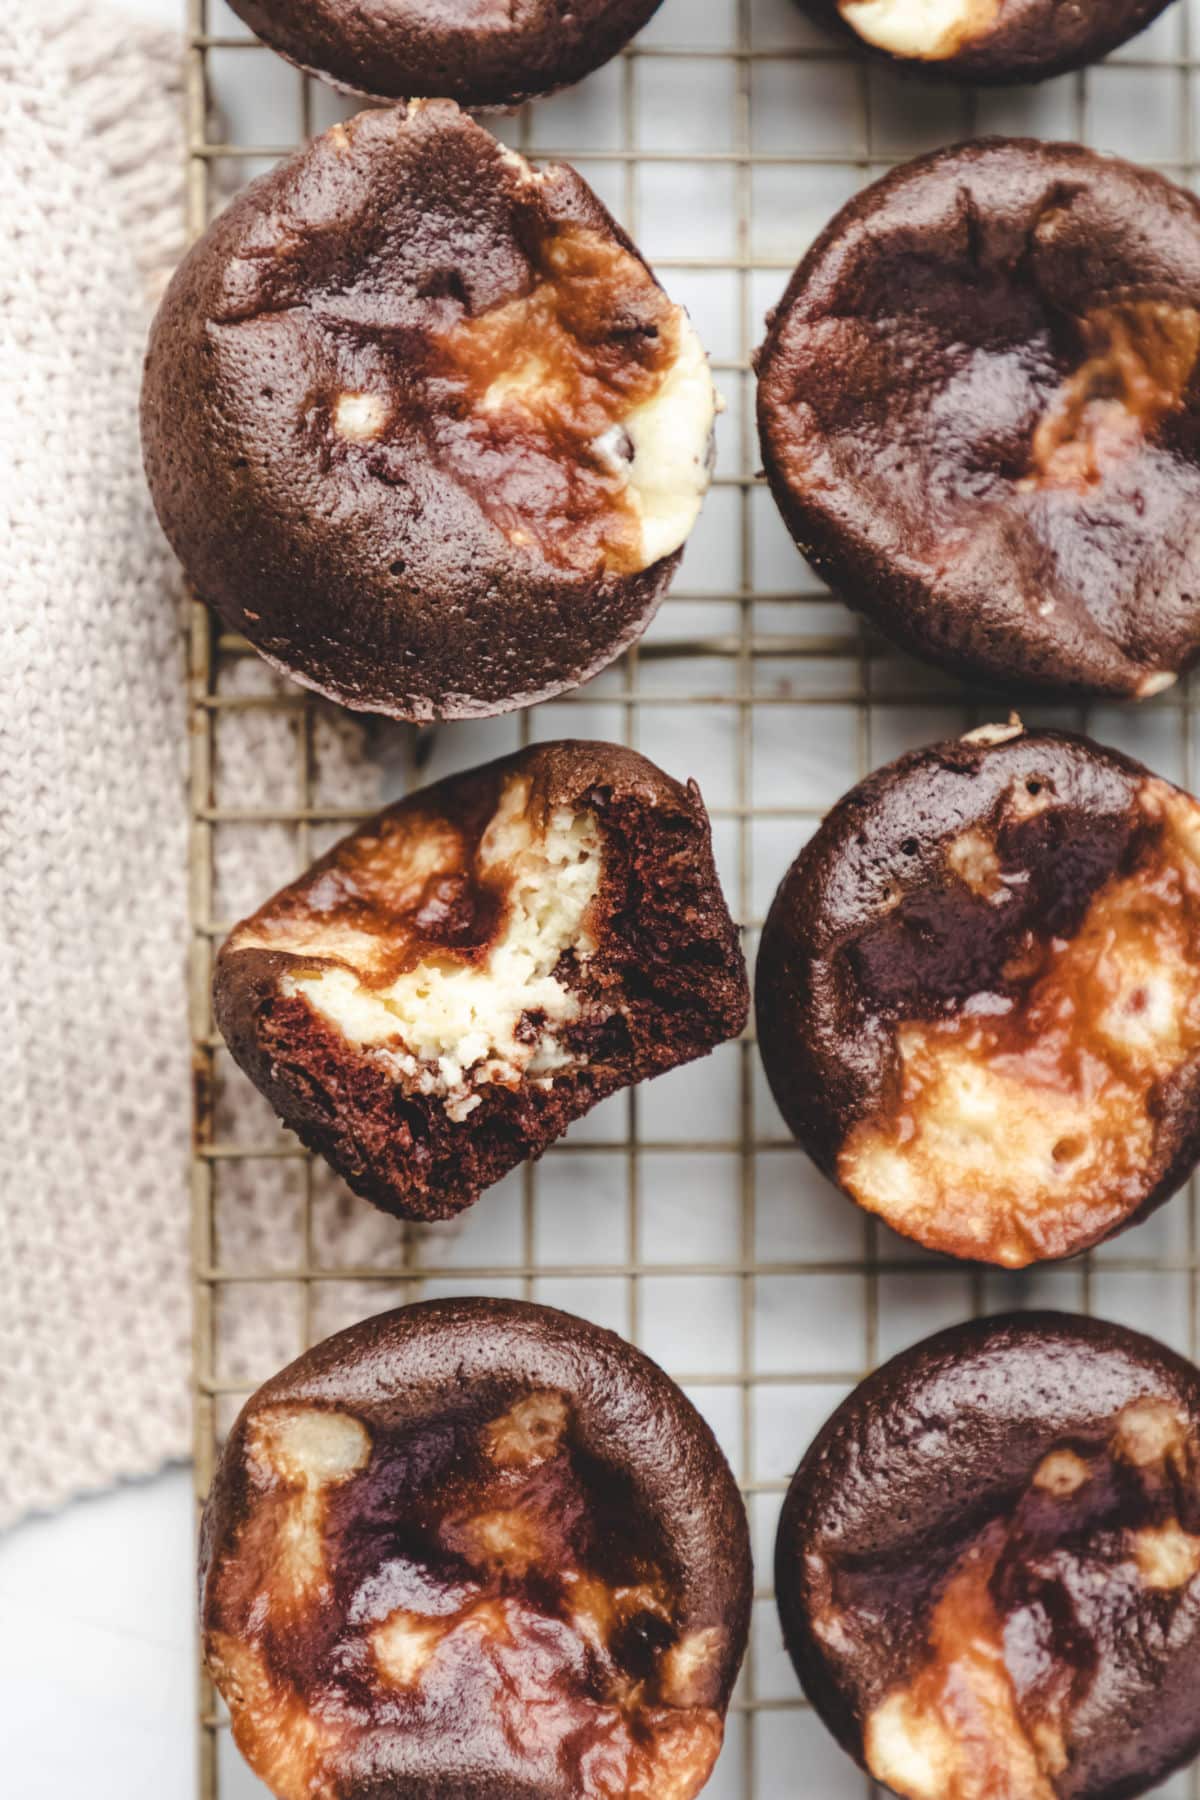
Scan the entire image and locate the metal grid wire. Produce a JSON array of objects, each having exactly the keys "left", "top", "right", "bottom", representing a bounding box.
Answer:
[{"left": 185, "top": 0, "right": 1200, "bottom": 1793}]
